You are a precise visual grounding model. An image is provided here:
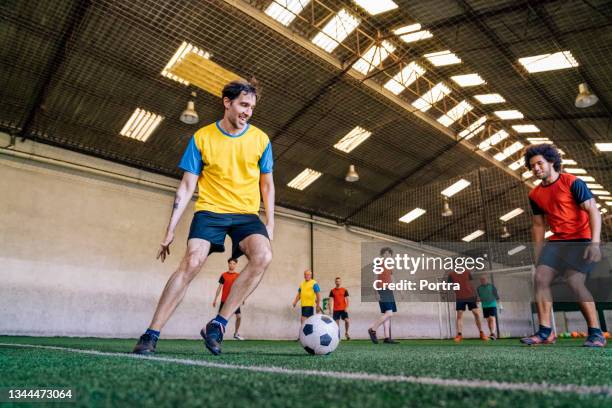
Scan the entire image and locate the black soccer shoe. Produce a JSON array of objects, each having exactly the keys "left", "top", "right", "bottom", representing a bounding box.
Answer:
[
  {"left": 132, "top": 333, "right": 157, "bottom": 355},
  {"left": 383, "top": 338, "right": 400, "bottom": 344},
  {"left": 201, "top": 321, "right": 225, "bottom": 356},
  {"left": 368, "top": 328, "right": 379, "bottom": 344}
]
